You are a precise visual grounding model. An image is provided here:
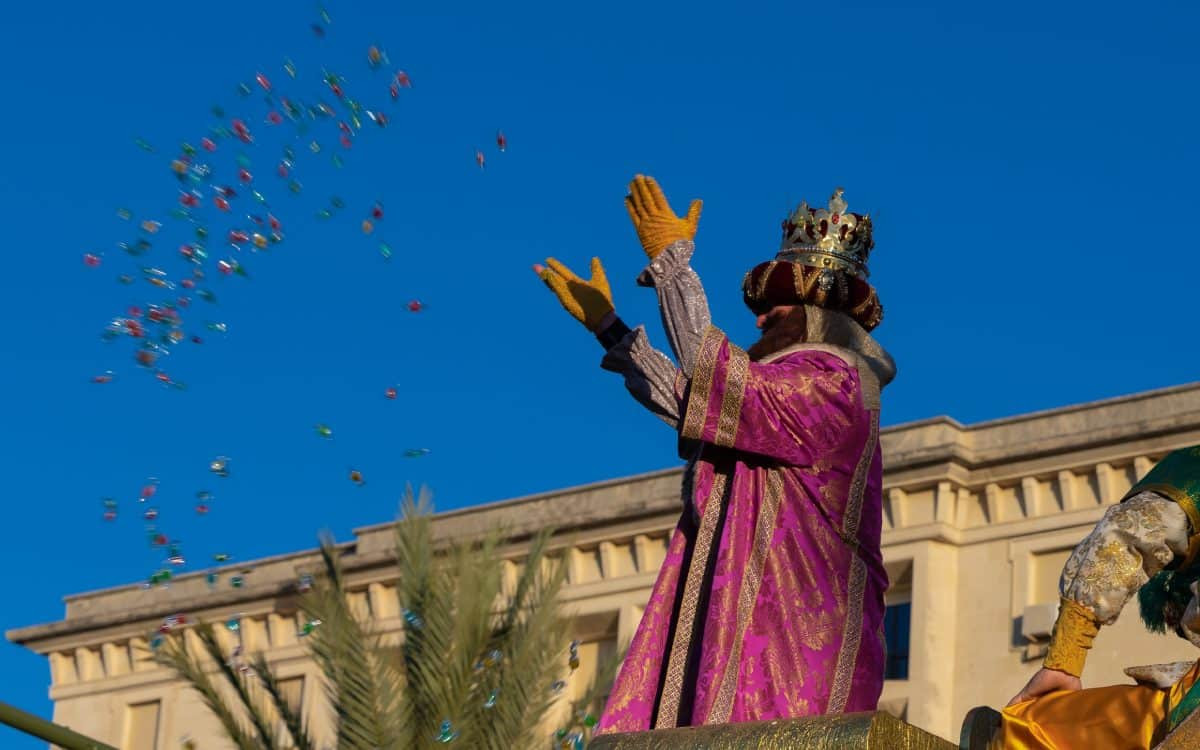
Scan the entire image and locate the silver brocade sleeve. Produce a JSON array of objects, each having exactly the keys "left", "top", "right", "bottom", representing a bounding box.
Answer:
[
  {"left": 1058, "top": 491, "right": 1190, "bottom": 625},
  {"left": 637, "top": 239, "right": 712, "bottom": 377},
  {"left": 601, "top": 325, "right": 682, "bottom": 428}
]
